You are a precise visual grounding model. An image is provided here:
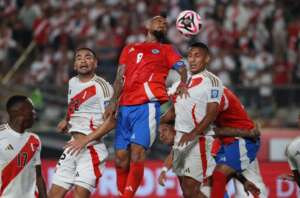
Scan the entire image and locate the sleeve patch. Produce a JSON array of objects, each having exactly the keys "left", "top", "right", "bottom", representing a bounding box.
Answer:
[{"left": 211, "top": 89, "right": 219, "bottom": 99}]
